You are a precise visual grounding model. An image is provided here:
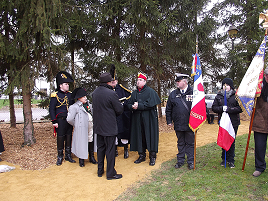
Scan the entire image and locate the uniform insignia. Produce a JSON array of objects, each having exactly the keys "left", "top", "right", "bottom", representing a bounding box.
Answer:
[
  {"left": 61, "top": 73, "right": 67, "bottom": 79},
  {"left": 51, "top": 92, "right": 58, "bottom": 97},
  {"left": 119, "top": 84, "right": 132, "bottom": 93}
]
